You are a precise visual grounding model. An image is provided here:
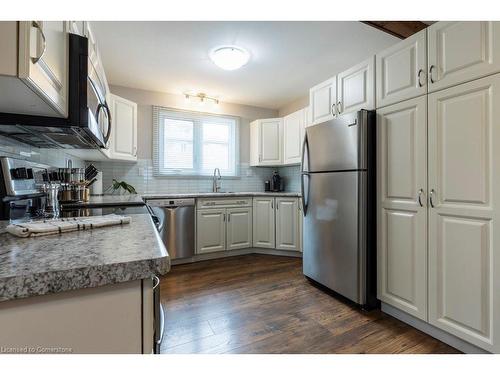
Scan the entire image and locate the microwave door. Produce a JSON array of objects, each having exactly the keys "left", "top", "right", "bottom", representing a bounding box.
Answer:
[{"left": 86, "top": 77, "right": 107, "bottom": 147}]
